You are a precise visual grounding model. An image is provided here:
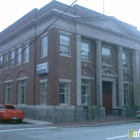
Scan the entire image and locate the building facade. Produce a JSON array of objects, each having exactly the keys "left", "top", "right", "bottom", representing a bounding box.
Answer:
[{"left": 0, "top": 1, "right": 140, "bottom": 122}]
